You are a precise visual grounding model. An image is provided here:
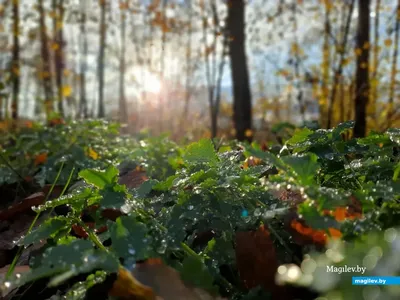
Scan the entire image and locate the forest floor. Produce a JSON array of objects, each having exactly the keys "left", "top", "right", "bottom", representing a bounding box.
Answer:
[{"left": 0, "top": 120, "right": 399, "bottom": 300}]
